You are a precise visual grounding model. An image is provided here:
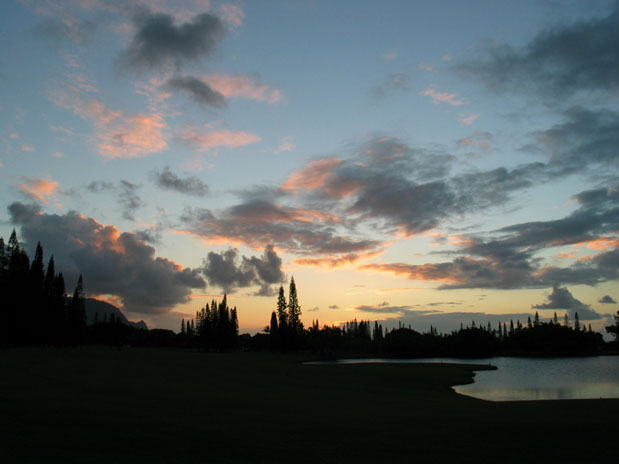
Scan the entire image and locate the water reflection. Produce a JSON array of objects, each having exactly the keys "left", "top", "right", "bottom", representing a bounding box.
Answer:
[{"left": 314, "top": 356, "right": 619, "bottom": 401}]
